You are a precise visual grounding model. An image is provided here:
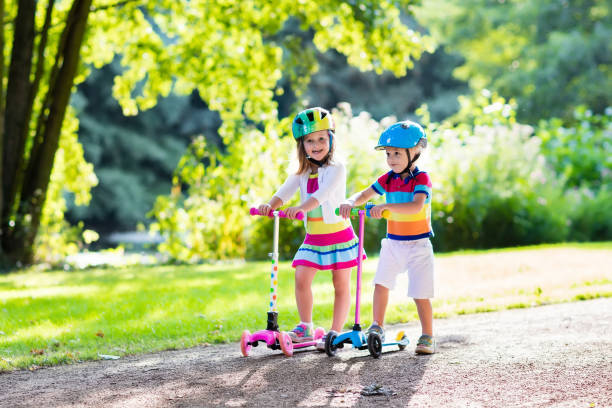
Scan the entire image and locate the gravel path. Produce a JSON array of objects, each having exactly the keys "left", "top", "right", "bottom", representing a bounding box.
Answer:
[{"left": 1, "top": 298, "right": 611, "bottom": 407}]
